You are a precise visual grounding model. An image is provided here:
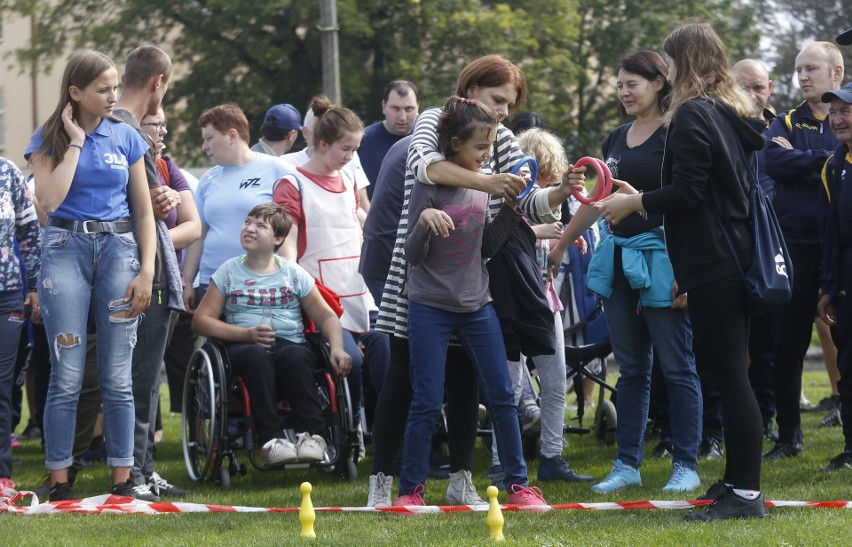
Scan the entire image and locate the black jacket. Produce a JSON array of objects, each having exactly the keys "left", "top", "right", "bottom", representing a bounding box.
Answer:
[
  {"left": 642, "top": 98, "right": 766, "bottom": 293},
  {"left": 487, "top": 223, "right": 555, "bottom": 360}
]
